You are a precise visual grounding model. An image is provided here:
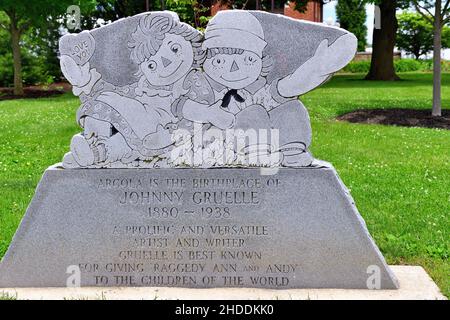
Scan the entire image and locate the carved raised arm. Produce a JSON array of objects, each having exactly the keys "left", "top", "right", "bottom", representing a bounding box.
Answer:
[{"left": 277, "top": 33, "right": 357, "bottom": 98}]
